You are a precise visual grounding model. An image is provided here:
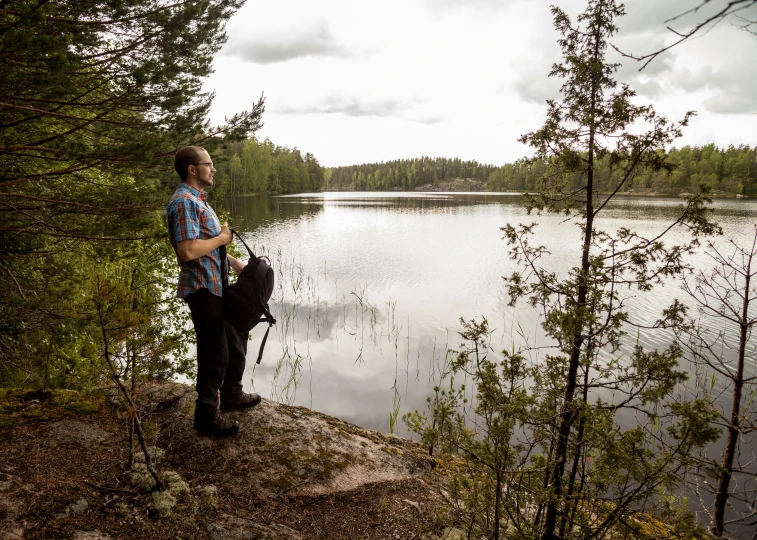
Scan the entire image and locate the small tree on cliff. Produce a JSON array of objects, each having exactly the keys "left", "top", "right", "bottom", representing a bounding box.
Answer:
[
  {"left": 672, "top": 230, "right": 757, "bottom": 537},
  {"left": 407, "top": 1, "right": 722, "bottom": 536},
  {"left": 507, "top": 0, "right": 719, "bottom": 537}
]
